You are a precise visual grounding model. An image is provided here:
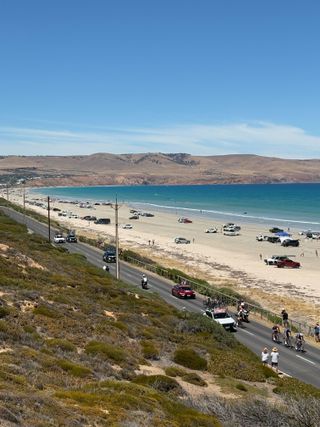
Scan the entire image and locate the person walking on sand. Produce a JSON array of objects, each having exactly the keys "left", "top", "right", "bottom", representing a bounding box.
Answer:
[
  {"left": 316, "top": 249, "right": 318, "bottom": 257},
  {"left": 261, "top": 347, "right": 269, "bottom": 365},
  {"left": 259, "top": 253, "right": 262, "bottom": 260},
  {"left": 270, "top": 347, "right": 279, "bottom": 372}
]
